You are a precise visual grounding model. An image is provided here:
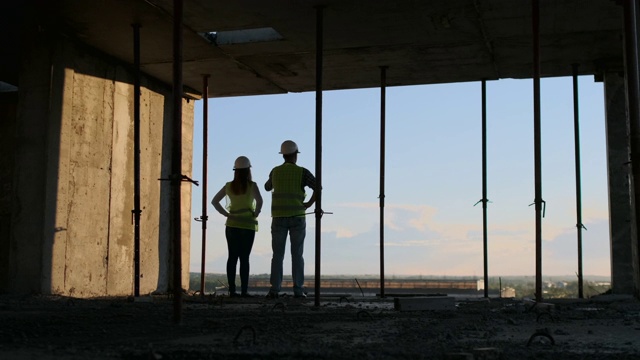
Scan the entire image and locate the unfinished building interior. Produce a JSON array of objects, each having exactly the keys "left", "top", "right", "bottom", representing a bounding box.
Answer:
[{"left": 1, "top": 0, "right": 640, "bottom": 309}]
